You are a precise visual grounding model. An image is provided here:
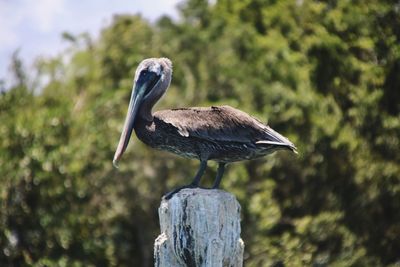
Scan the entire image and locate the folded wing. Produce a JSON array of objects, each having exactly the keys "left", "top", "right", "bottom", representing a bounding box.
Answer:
[{"left": 154, "top": 105, "right": 297, "bottom": 152}]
